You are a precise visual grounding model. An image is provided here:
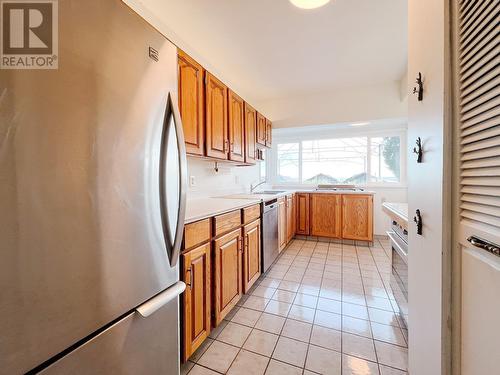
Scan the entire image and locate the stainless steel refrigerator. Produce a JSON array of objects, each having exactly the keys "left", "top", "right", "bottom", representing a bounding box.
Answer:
[{"left": 0, "top": 0, "right": 187, "bottom": 373}]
